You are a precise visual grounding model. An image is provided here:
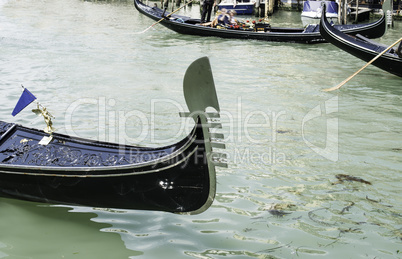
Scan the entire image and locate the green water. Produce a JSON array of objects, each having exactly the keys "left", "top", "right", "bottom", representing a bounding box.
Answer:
[{"left": 0, "top": 0, "right": 401, "bottom": 258}]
